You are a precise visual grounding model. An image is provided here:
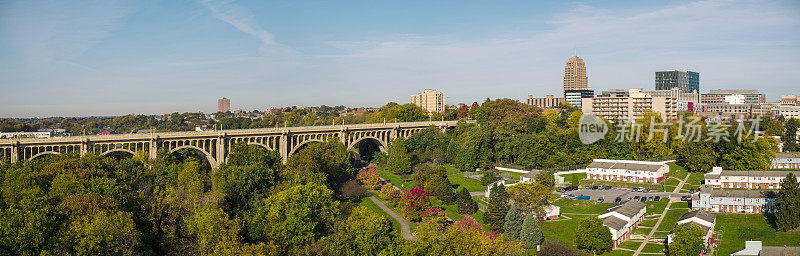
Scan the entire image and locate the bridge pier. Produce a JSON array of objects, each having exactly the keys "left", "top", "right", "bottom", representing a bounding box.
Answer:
[{"left": 279, "top": 131, "right": 289, "bottom": 164}]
